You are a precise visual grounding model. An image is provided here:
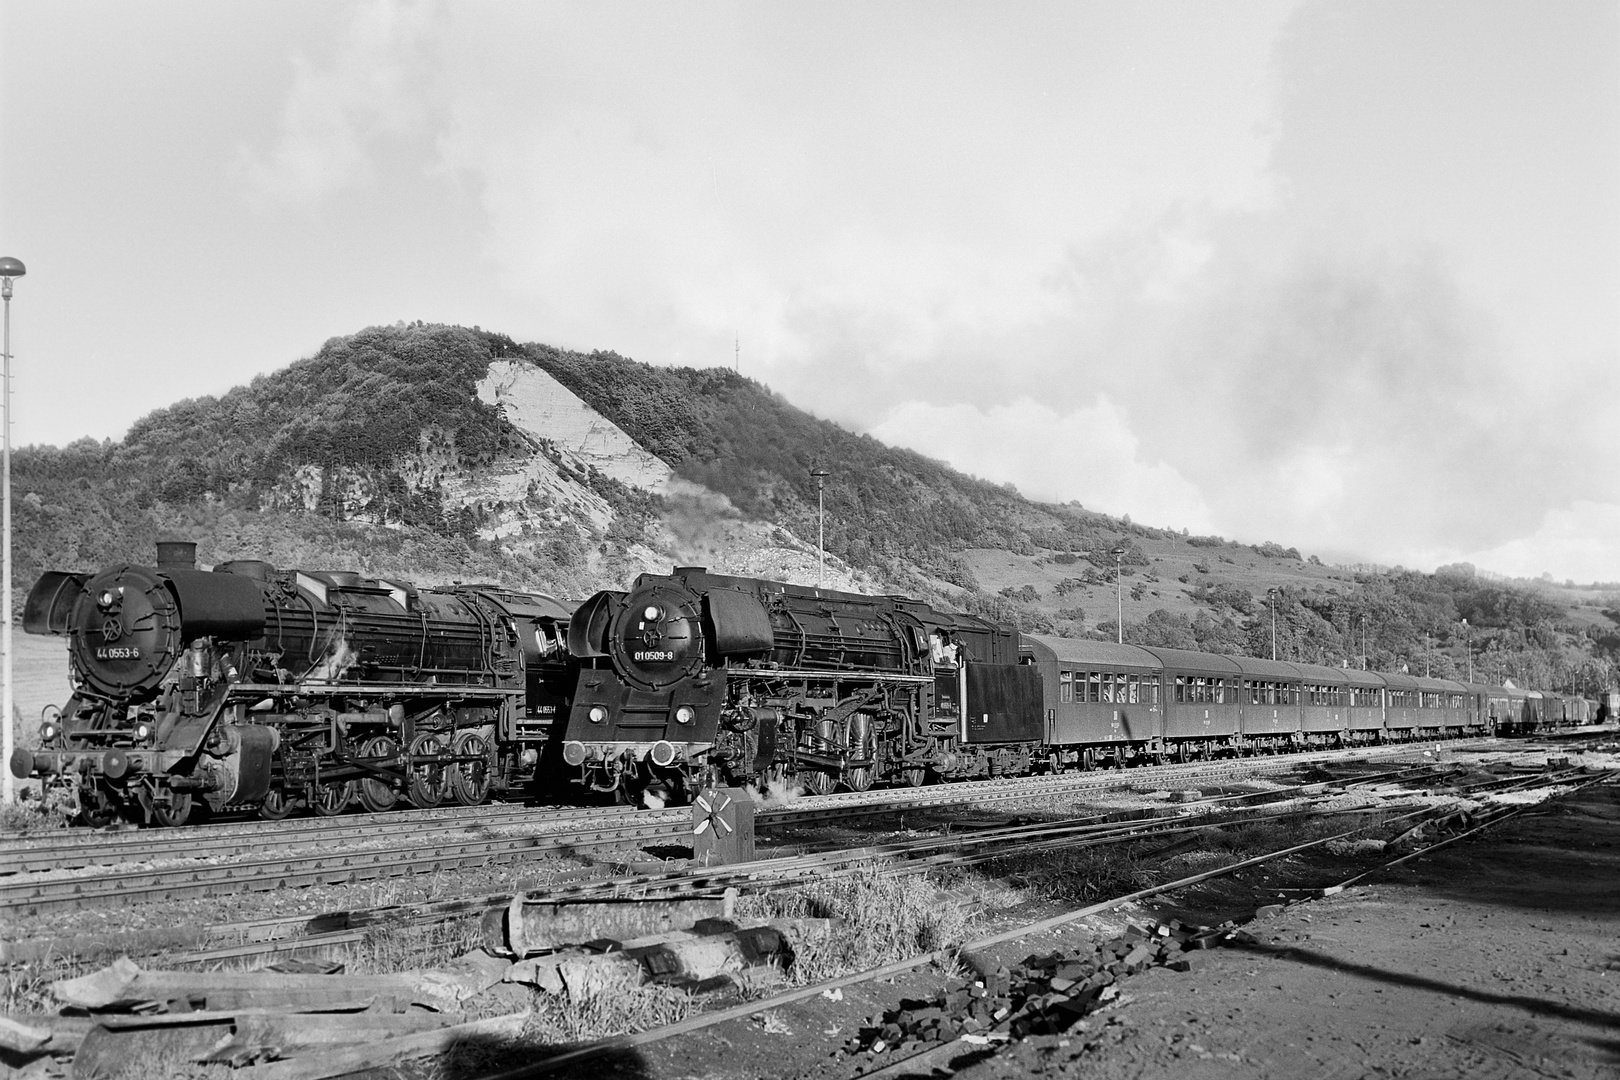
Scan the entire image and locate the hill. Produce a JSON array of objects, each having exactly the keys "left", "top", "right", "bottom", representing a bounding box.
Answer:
[{"left": 12, "top": 323, "right": 1619, "bottom": 699}]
